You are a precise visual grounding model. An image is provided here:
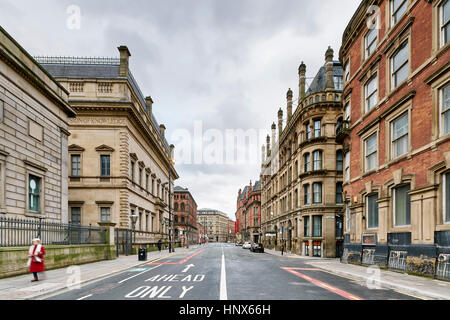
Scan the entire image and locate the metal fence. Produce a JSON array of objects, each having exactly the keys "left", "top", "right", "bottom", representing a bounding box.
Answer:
[{"left": 0, "top": 216, "right": 107, "bottom": 247}]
